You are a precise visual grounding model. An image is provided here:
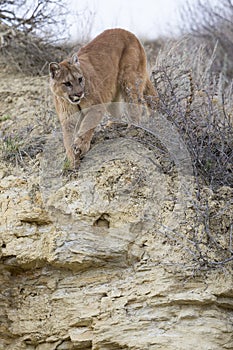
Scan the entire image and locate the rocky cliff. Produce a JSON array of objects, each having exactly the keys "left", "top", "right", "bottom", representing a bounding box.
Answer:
[{"left": 0, "top": 73, "right": 232, "bottom": 350}]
